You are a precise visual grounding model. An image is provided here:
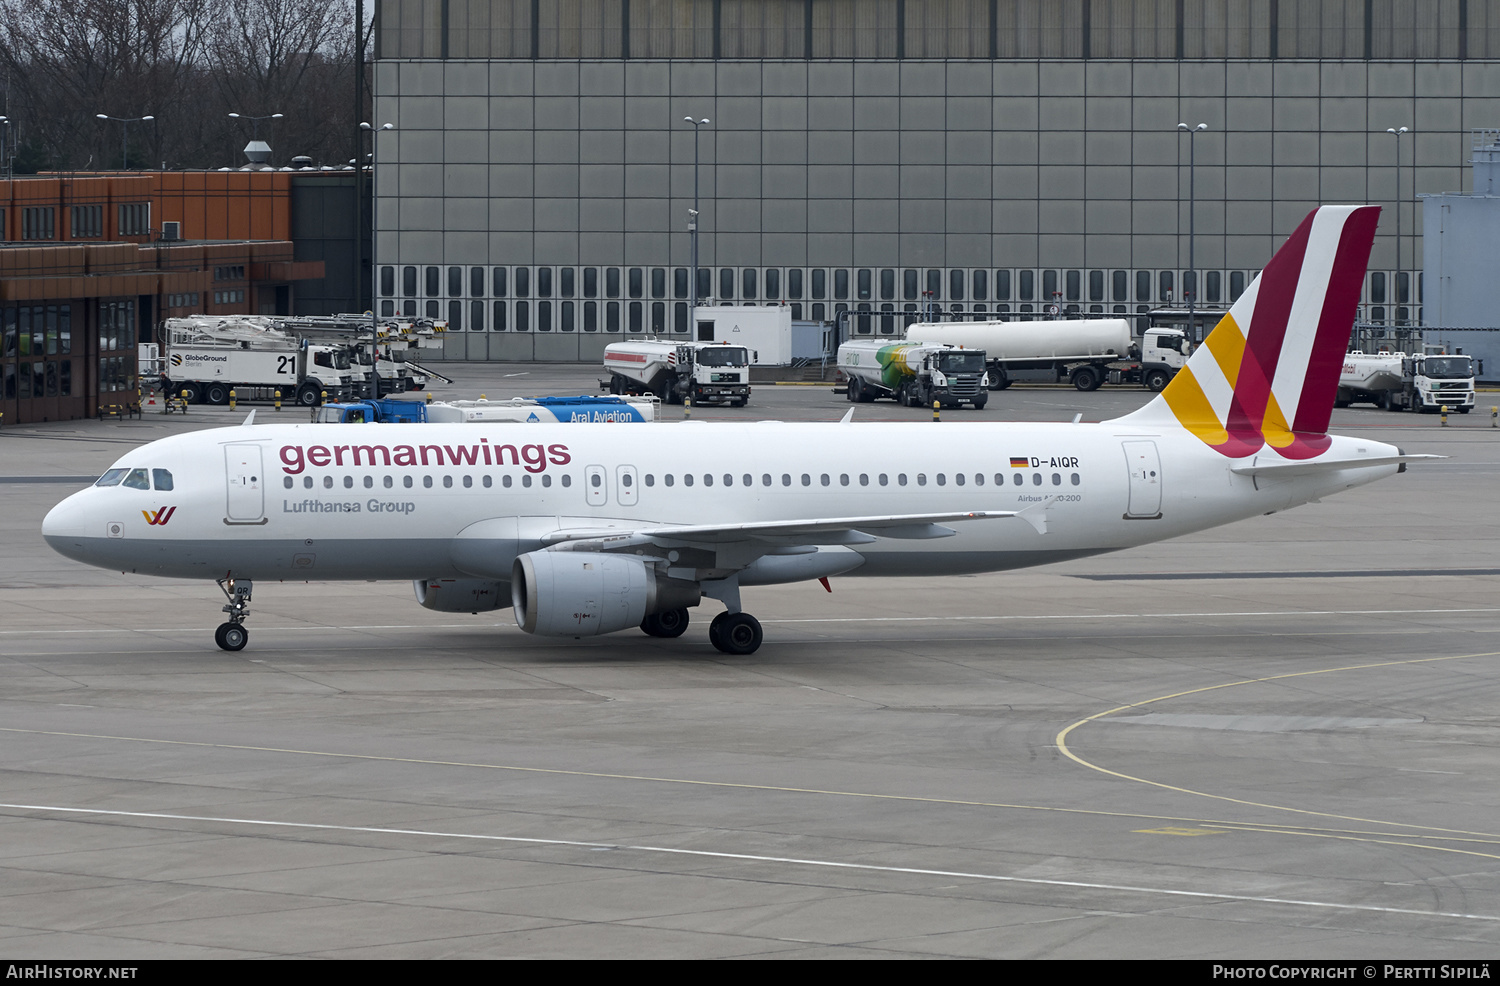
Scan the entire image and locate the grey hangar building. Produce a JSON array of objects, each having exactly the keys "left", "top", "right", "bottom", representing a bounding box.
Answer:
[{"left": 369, "top": 0, "right": 1500, "bottom": 362}]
